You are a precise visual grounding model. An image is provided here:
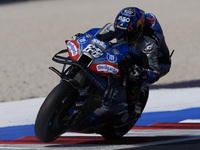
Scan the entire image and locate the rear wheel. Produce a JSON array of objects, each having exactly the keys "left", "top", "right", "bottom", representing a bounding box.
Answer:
[
  {"left": 101, "top": 86, "right": 149, "bottom": 139},
  {"left": 35, "top": 81, "right": 79, "bottom": 142}
]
